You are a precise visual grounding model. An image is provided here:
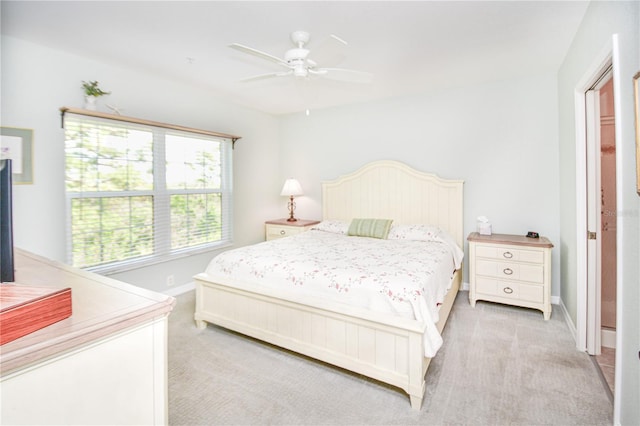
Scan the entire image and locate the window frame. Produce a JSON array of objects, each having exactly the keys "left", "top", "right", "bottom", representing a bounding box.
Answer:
[{"left": 62, "top": 109, "right": 237, "bottom": 274}]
